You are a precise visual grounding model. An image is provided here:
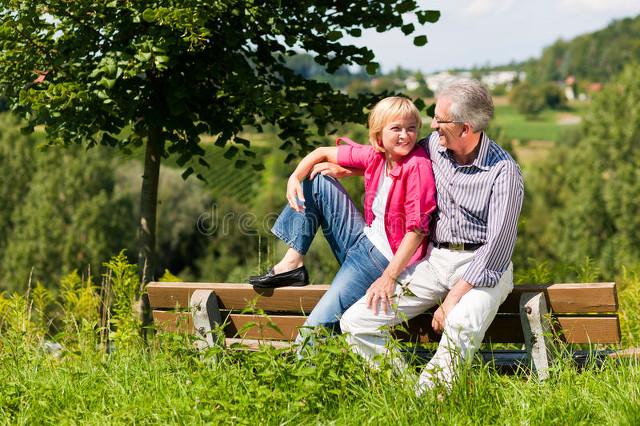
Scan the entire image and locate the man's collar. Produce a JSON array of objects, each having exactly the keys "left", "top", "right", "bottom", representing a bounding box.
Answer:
[
  {"left": 470, "top": 132, "right": 491, "bottom": 171},
  {"left": 438, "top": 132, "right": 490, "bottom": 171}
]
